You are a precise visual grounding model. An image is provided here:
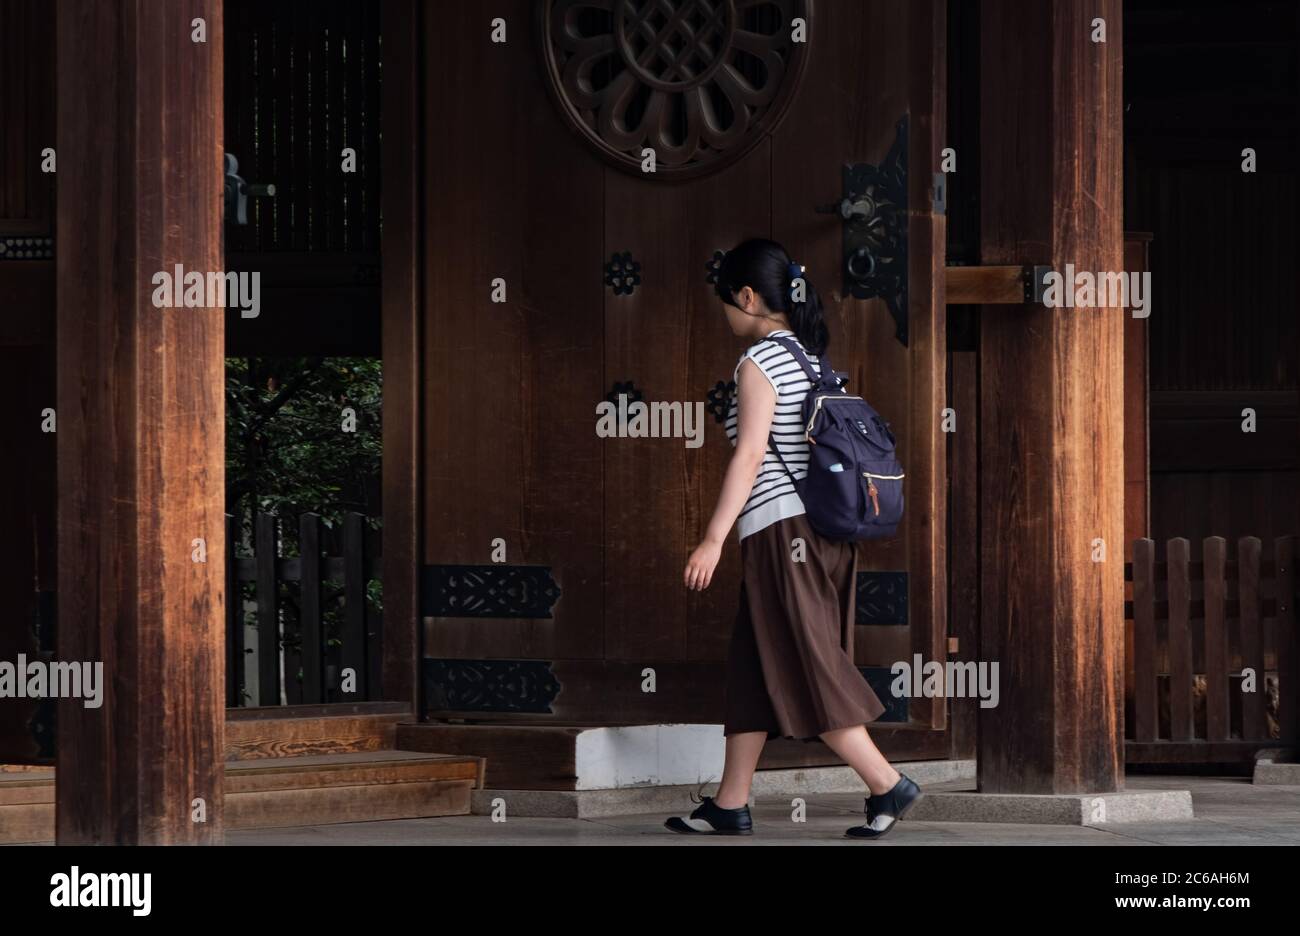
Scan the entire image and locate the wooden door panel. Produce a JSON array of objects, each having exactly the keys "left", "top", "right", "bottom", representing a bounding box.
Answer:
[
  {"left": 420, "top": 1, "right": 947, "bottom": 734},
  {"left": 422, "top": 0, "right": 605, "bottom": 661},
  {"left": 602, "top": 145, "right": 772, "bottom": 663},
  {"left": 682, "top": 153, "right": 774, "bottom": 663},
  {"left": 771, "top": 0, "right": 947, "bottom": 726}
]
